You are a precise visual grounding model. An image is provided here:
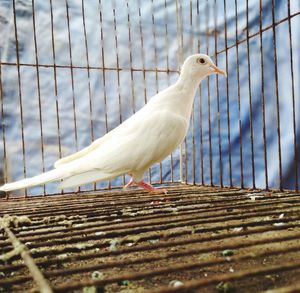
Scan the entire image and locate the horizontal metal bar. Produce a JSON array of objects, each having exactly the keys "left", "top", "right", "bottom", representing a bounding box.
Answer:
[
  {"left": 152, "top": 258, "right": 300, "bottom": 293},
  {"left": 215, "top": 11, "right": 300, "bottom": 56},
  {"left": 3, "top": 197, "right": 298, "bottom": 242},
  {"left": 2, "top": 230, "right": 299, "bottom": 287},
  {"left": 0, "top": 61, "right": 179, "bottom": 73},
  {"left": 0, "top": 221, "right": 52, "bottom": 293},
  {"left": 51, "top": 245, "right": 300, "bottom": 292}
]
